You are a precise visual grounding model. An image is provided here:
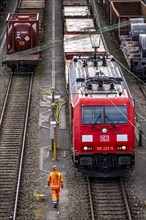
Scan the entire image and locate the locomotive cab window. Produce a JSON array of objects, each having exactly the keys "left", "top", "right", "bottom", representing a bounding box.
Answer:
[
  {"left": 82, "top": 106, "right": 127, "bottom": 125},
  {"left": 82, "top": 106, "right": 103, "bottom": 124},
  {"left": 105, "top": 106, "right": 127, "bottom": 124}
]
